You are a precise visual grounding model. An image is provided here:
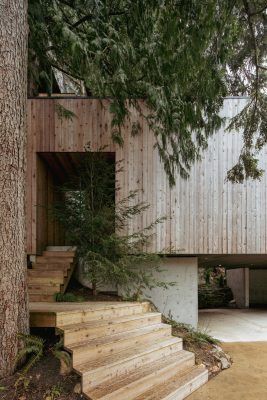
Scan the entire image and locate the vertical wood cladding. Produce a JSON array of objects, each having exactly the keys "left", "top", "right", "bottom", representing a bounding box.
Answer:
[{"left": 27, "top": 97, "right": 267, "bottom": 255}]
